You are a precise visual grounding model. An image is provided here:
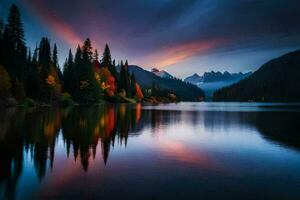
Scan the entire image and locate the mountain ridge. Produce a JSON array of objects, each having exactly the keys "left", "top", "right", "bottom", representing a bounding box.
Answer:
[
  {"left": 213, "top": 49, "right": 300, "bottom": 102},
  {"left": 127, "top": 65, "right": 204, "bottom": 101},
  {"left": 184, "top": 71, "right": 252, "bottom": 100}
]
